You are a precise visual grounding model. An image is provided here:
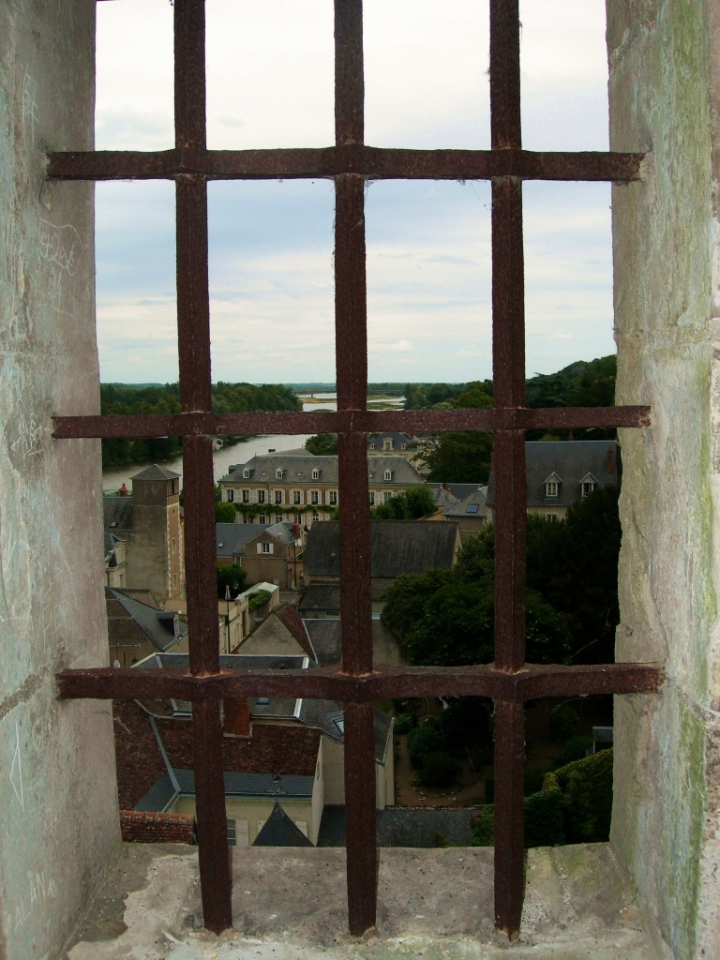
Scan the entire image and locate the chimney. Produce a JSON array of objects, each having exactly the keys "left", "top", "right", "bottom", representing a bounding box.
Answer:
[
  {"left": 224, "top": 699, "right": 250, "bottom": 737},
  {"left": 119, "top": 483, "right": 129, "bottom": 497},
  {"left": 607, "top": 445, "right": 614, "bottom": 475}
]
